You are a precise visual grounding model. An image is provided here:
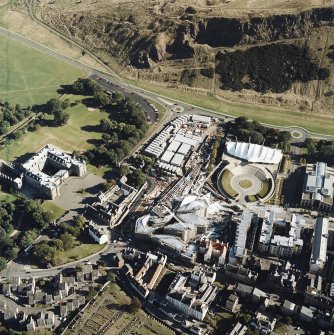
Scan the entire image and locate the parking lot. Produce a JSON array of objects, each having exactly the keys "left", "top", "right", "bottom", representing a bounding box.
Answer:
[{"left": 52, "top": 172, "right": 104, "bottom": 221}]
